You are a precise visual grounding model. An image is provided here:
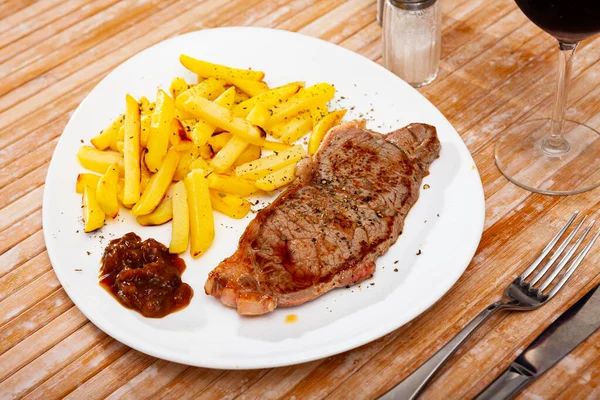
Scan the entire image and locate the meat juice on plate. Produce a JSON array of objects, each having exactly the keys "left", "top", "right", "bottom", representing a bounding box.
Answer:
[{"left": 514, "top": 0, "right": 600, "bottom": 42}]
